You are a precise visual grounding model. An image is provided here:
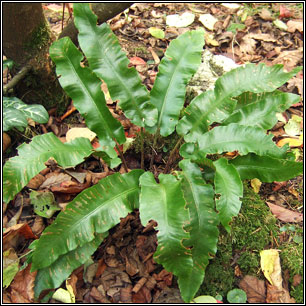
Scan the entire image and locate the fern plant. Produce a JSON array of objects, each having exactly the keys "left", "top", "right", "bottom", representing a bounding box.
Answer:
[{"left": 3, "top": 4, "right": 303, "bottom": 302}]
